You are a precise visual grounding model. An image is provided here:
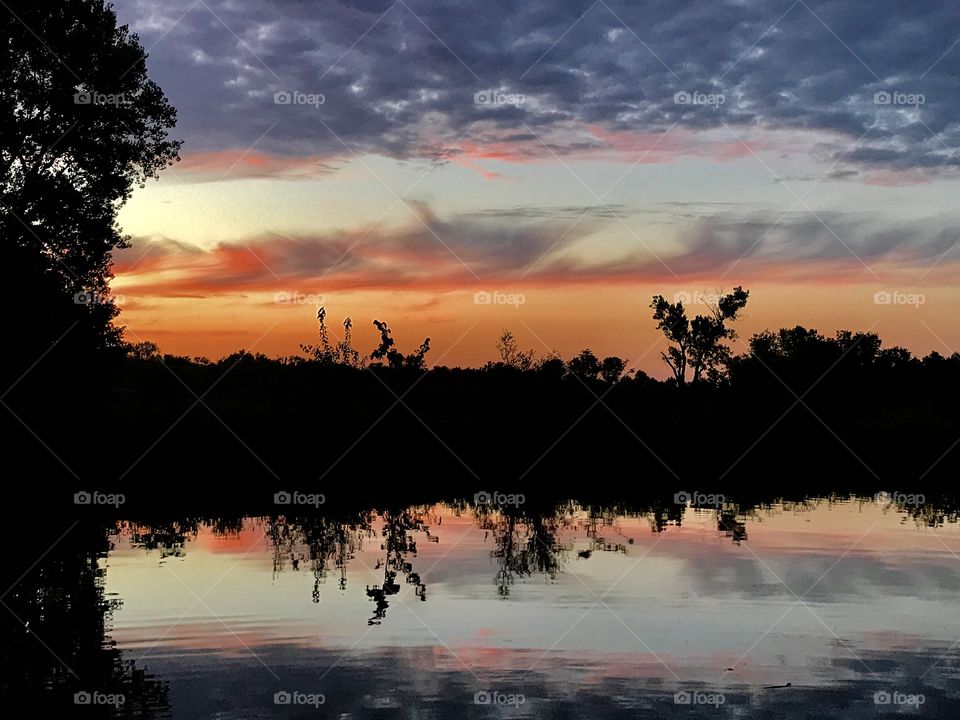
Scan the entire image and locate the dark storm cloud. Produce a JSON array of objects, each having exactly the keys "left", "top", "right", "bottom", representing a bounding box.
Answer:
[{"left": 112, "top": 0, "right": 960, "bottom": 173}]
